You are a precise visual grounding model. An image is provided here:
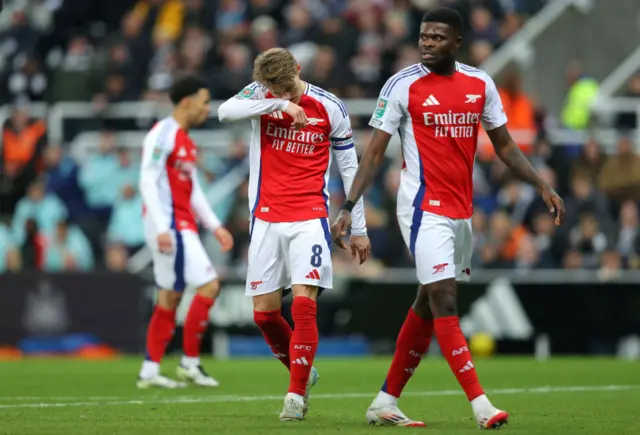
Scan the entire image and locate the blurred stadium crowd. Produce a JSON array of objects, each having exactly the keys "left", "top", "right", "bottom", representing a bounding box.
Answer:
[{"left": 2, "top": 0, "right": 640, "bottom": 278}]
